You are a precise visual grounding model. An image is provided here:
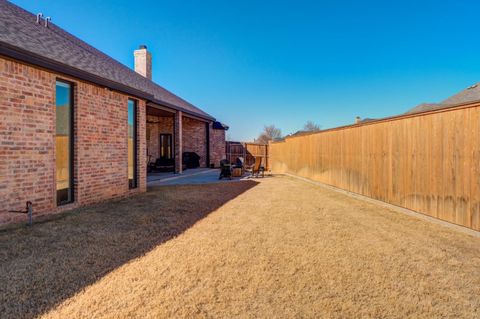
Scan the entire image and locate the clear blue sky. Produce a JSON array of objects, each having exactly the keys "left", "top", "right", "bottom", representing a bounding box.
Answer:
[{"left": 11, "top": 0, "right": 480, "bottom": 141}]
